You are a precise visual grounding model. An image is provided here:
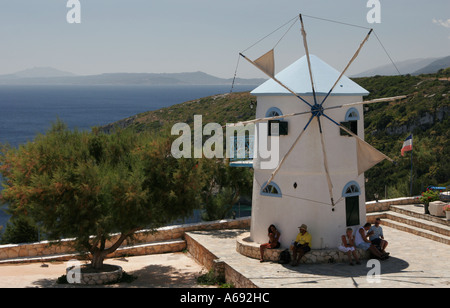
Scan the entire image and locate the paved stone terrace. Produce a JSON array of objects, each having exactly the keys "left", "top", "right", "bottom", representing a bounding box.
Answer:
[
  {"left": 0, "top": 253, "right": 209, "bottom": 288},
  {"left": 186, "top": 225, "right": 450, "bottom": 288}
]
